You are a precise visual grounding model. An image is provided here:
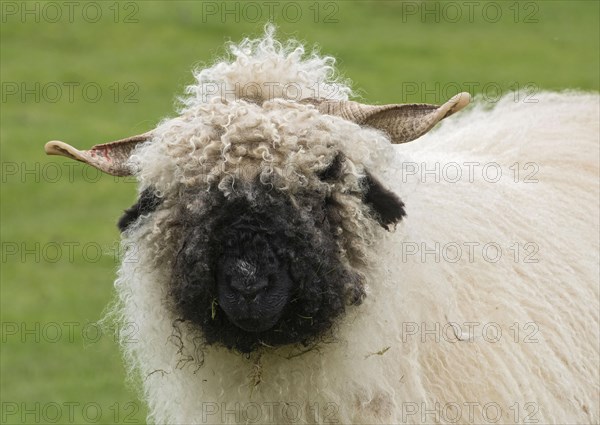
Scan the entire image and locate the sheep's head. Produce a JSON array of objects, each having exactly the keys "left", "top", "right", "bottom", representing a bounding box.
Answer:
[{"left": 45, "top": 35, "right": 469, "bottom": 353}]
